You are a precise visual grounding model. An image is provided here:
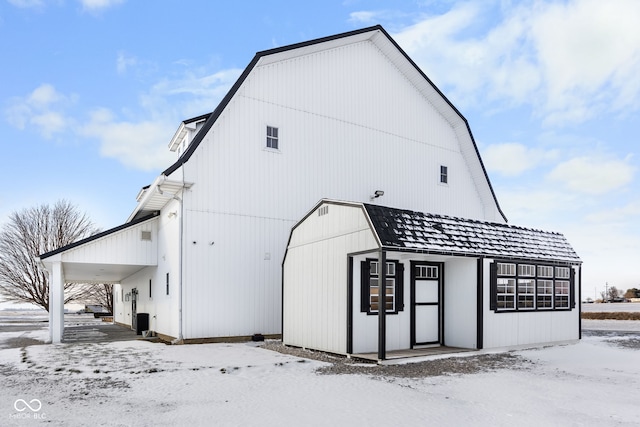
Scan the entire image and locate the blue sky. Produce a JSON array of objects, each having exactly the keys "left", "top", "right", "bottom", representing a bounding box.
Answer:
[{"left": 1, "top": 0, "right": 638, "bottom": 300}]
